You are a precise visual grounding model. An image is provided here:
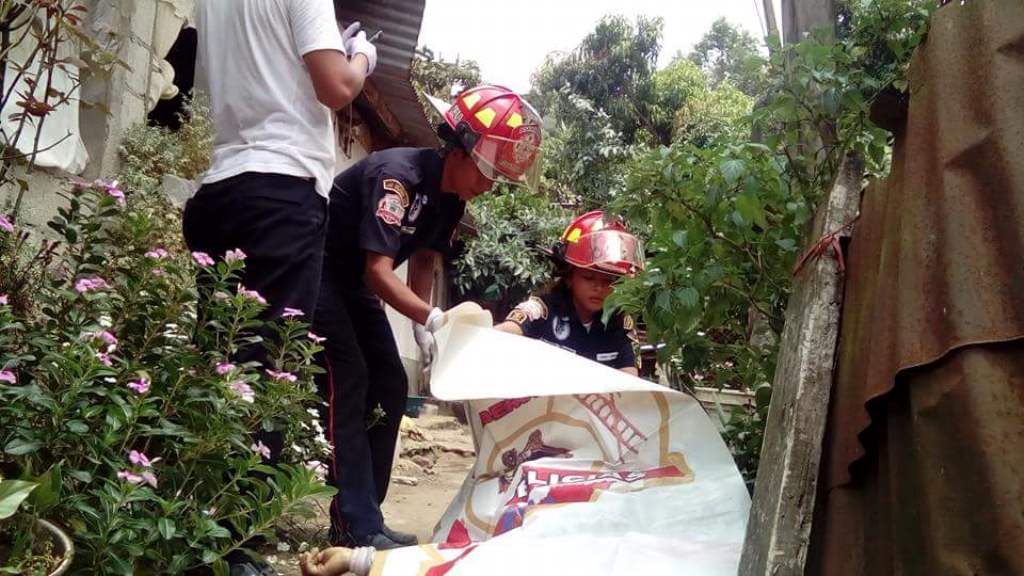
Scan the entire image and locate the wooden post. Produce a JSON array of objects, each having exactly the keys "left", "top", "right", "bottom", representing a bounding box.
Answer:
[
  {"left": 738, "top": 154, "right": 862, "bottom": 576},
  {"left": 782, "top": 0, "right": 837, "bottom": 43},
  {"left": 763, "top": 0, "right": 781, "bottom": 45}
]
